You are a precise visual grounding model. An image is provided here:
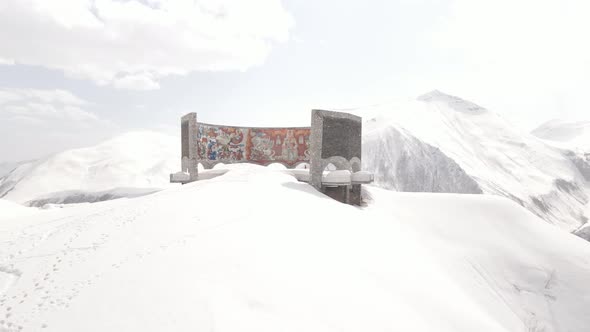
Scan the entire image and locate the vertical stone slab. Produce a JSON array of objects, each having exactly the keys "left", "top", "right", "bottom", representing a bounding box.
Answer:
[
  {"left": 180, "top": 112, "right": 199, "bottom": 181},
  {"left": 310, "top": 110, "right": 325, "bottom": 190},
  {"left": 320, "top": 114, "right": 362, "bottom": 162},
  {"left": 310, "top": 109, "right": 363, "bottom": 205}
]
